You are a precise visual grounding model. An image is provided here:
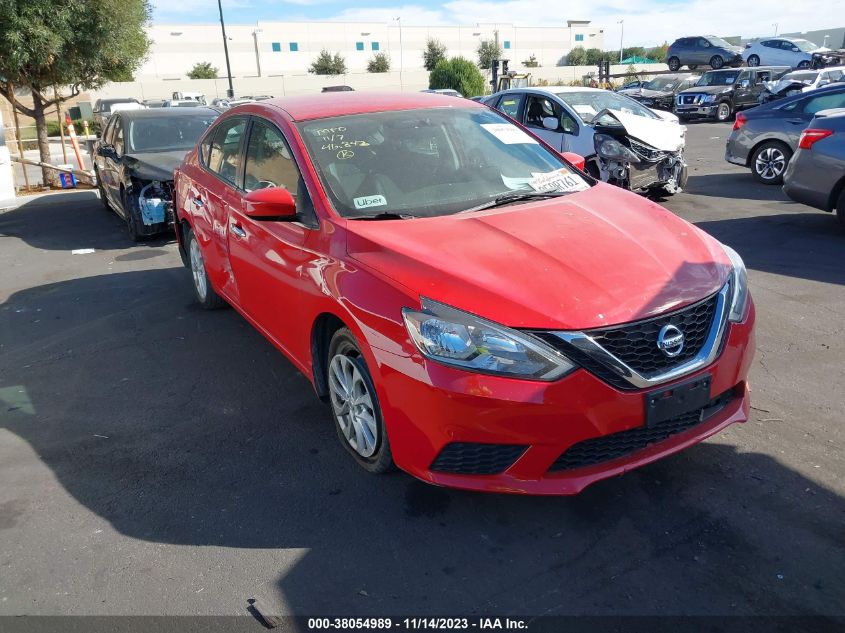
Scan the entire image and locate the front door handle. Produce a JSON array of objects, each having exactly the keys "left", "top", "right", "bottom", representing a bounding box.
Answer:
[{"left": 230, "top": 223, "right": 246, "bottom": 238}]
